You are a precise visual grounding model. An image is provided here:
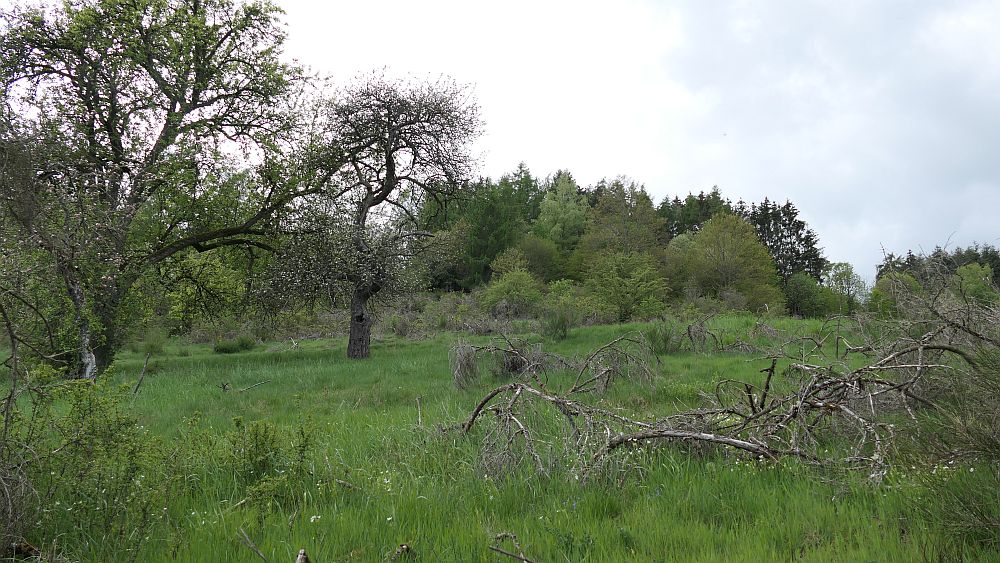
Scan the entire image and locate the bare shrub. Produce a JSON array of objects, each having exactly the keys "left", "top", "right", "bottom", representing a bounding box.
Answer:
[
  {"left": 490, "top": 341, "right": 546, "bottom": 380},
  {"left": 750, "top": 320, "right": 780, "bottom": 341},
  {"left": 0, "top": 464, "right": 35, "bottom": 557},
  {"left": 450, "top": 341, "right": 479, "bottom": 390},
  {"left": 644, "top": 318, "right": 687, "bottom": 355}
]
